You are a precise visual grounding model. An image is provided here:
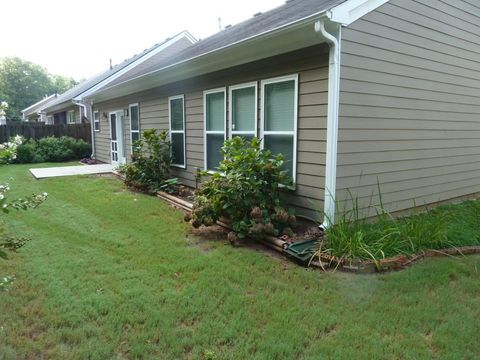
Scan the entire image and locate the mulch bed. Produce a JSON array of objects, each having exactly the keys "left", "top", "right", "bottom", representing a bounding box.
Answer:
[{"left": 117, "top": 180, "right": 480, "bottom": 274}]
